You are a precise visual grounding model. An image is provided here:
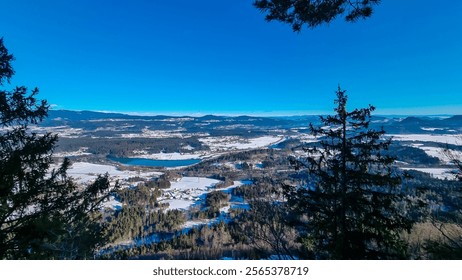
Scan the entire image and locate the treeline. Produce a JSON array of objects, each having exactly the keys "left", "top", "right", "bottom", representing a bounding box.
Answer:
[
  {"left": 296, "top": 141, "right": 441, "bottom": 166},
  {"left": 56, "top": 137, "right": 205, "bottom": 157},
  {"left": 183, "top": 148, "right": 290, "bottom": 179},
  {"left": 105, "top": 207, "right": 185, "bottom": 242},
  {"left": 105, "top": 221, "right": 256, "bottom": 260},
  {"left": 104, "top": 184, "right": 186, "bottom": 244},
  {"left": 190, "top": 191, "right": 231, "bottom": 219},
  {"left": 386, "top": 144, "right": 440, "bottom": 165}
]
